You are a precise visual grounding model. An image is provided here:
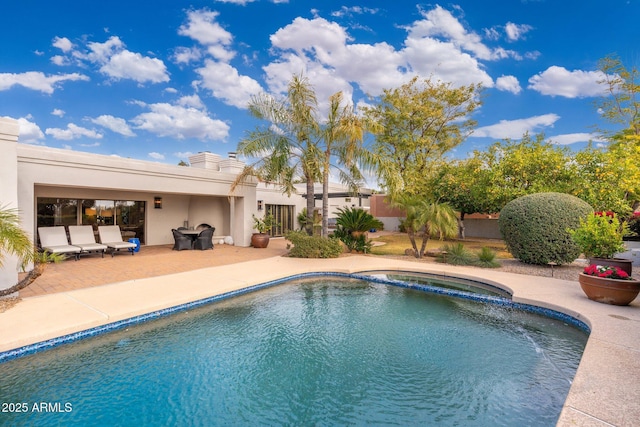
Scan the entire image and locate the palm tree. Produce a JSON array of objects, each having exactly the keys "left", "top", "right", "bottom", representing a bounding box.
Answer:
[
  {"left": 391, "top": 195, "right": 458, "bottom": 259},
  {"left": 319, "top": 92, "right": 373, "bottom": 237},
  {"left": 0, "top": 205, "right": 33, "bottom": 269},
  {"left": 231, "top": 74, "right": 321, "bottom": 235}
]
